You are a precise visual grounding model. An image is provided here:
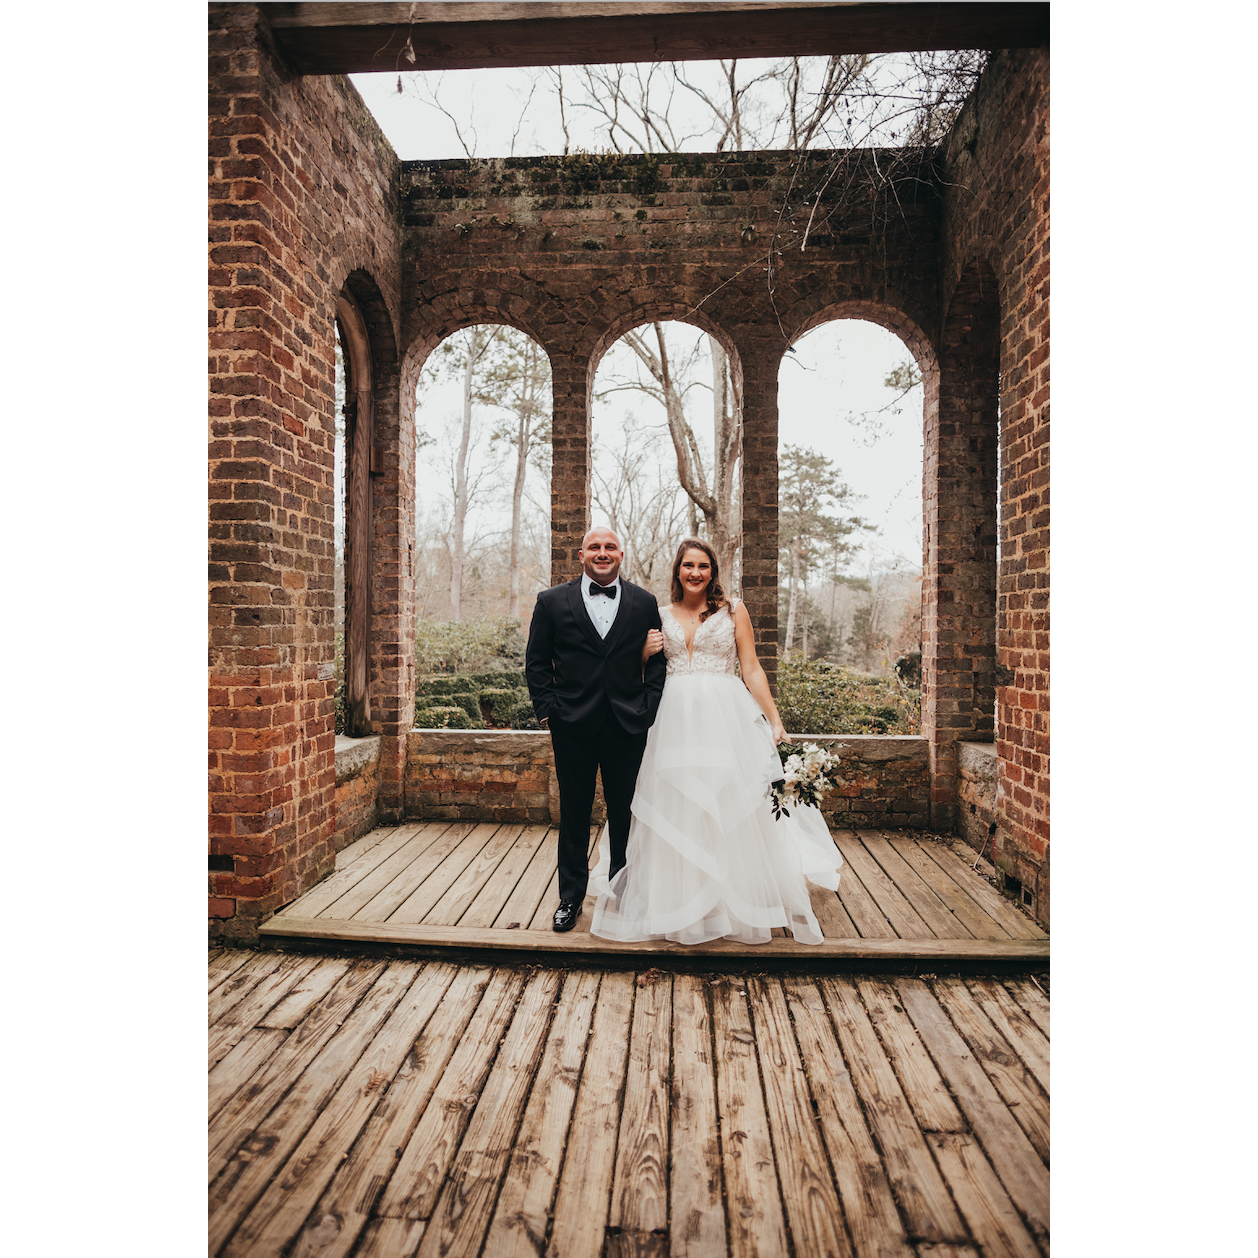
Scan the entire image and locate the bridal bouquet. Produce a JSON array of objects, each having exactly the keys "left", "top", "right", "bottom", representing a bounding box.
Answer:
[{"left": 770, "top": 742, "right": 841, "bottom": 820}]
